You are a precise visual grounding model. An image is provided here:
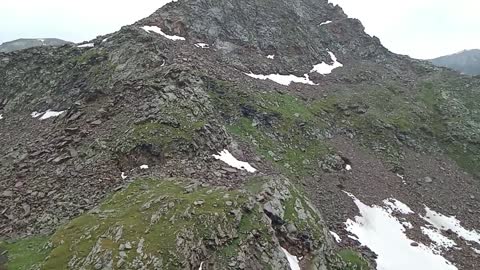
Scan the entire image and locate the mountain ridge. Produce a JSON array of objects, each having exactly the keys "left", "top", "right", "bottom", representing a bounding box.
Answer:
[
  {"left": 430, "top": 49, "right": 480, "bottom": 75},
  {"left": 0, "top": 38, "right": 72, "bottom": 53}
]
